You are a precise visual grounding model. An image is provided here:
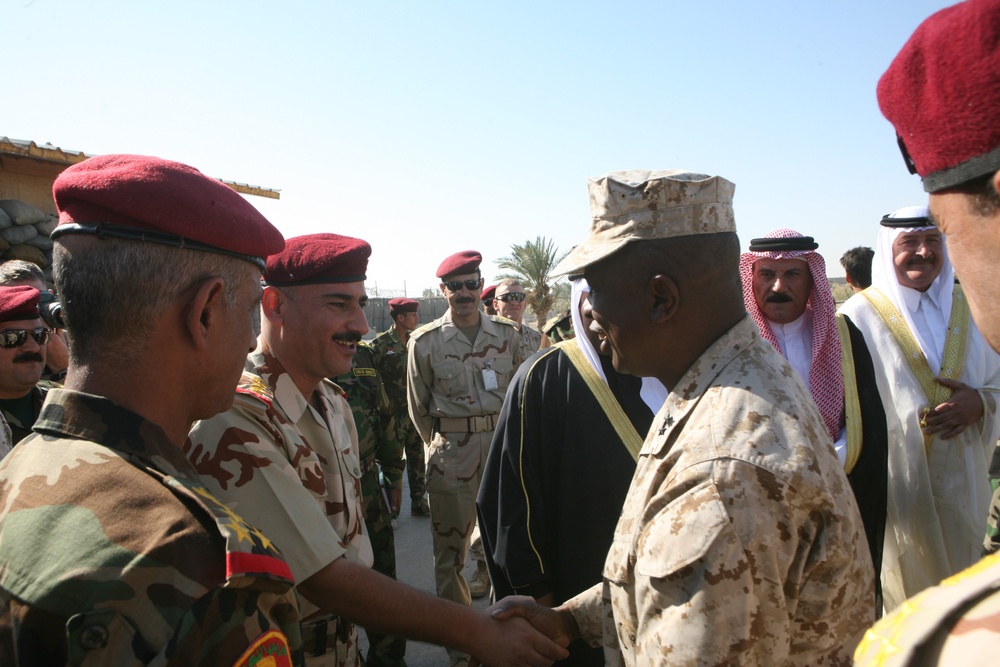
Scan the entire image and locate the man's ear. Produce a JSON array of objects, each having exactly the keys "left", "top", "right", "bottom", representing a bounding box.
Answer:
[
  {"left": 261, "top": 286, "right": 285, "bottom": 326},
  {"left": 649, "top": 274, "right": 679, "bottom": 324},
  {"left": 991, "top": 169, "right": 1000, "bottom": 203},
  {"left": 186, "top": 277, "right": 226, "bottom": 351},
  {"left": 845, "top": 274, "right": 856, "bottom": 288}
]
